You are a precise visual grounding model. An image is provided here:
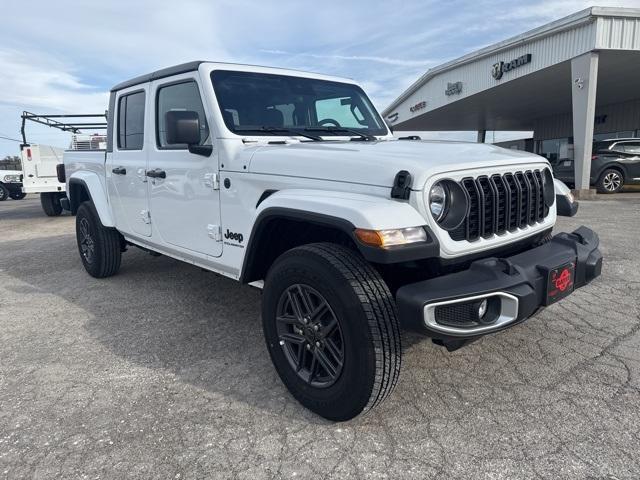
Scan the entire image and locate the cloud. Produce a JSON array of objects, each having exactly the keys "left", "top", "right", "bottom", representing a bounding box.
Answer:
[
  {"left": 260, "top": 49, "right": 438, "bottom": 68},
  {"left": 2, "top": 0, "right": 640, "bottom": 157},
  {"left": 0, "top": 49, "right": 108, "bottom": 113}
]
